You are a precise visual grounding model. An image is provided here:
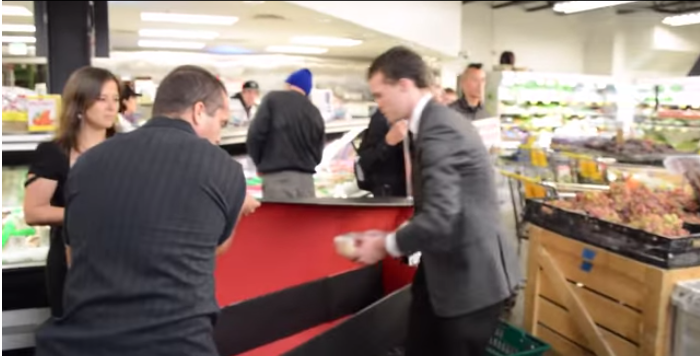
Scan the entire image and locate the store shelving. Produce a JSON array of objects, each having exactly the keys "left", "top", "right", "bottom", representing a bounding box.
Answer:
[
  {"left": 486, "top": 71, "right": 620, "bottom": 146},
  {"left": 634, "top": 77, "right": 700, "bottom": 152},
  {"left": 1, "top": 118, "right": 371, "bottom": 151}
]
